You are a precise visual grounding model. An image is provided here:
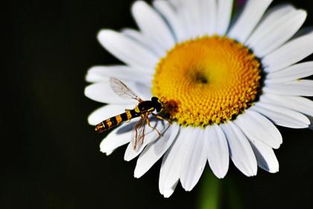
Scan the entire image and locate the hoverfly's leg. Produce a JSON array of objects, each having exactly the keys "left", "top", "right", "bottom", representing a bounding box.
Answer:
[
  {"left": 133, "top": 123, "right": 139, "bottom": 150},
  {"left": 146, "top": 117, "right": 162, "bottom": 137},
  {"left": 152, "top": 113, "right": 172, "bottom": 124},
  {"left": 152, "top": 113, "right": 165, "bottom": 120}
]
